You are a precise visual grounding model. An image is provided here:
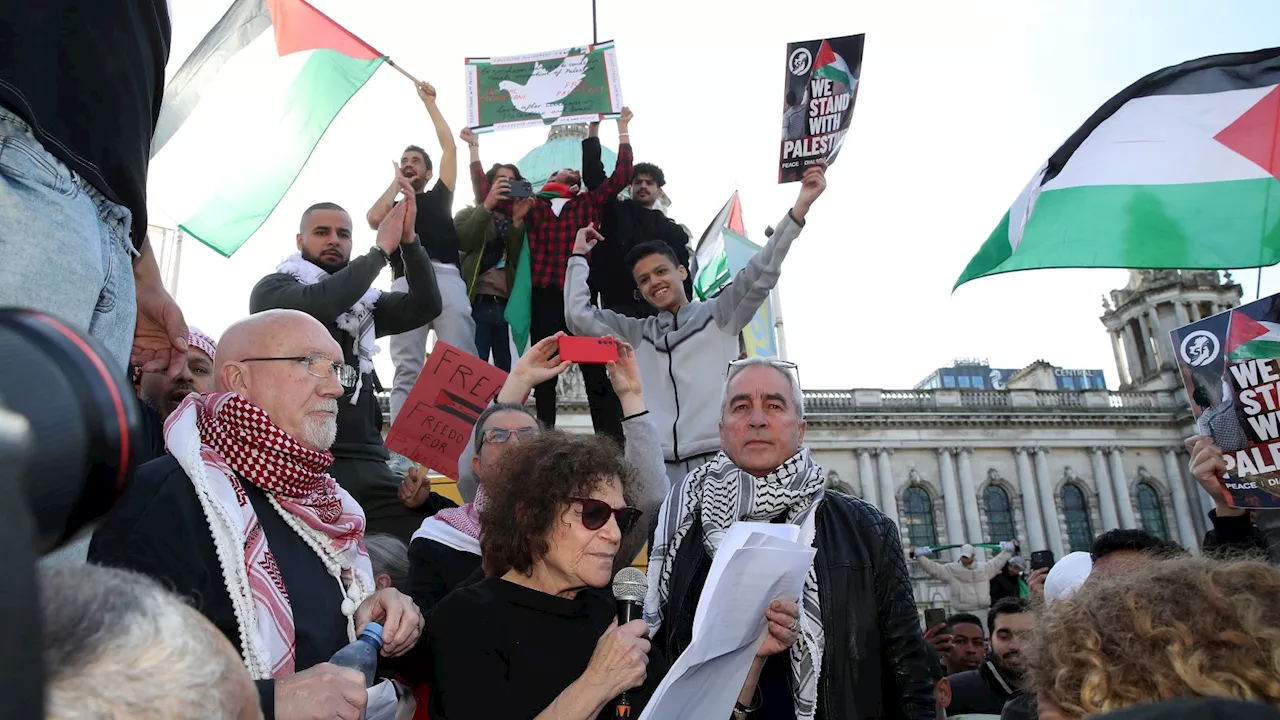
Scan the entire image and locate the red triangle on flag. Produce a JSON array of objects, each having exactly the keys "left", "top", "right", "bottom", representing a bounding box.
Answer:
[
  {"left": 1214, "top": 84, "right": 1280, "bottom": 181},
  {"left": 267, "top": 0, "right": 381, "bottom": 61},
  {"left": 1226, "top": 310, "right": 1271, "bottom": 355},
  {"left": 726, "top": 192, "right": 746, "bottom": 235},
  {"left": 813, "top": 40, "right": 838, "bottom": 70}
]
